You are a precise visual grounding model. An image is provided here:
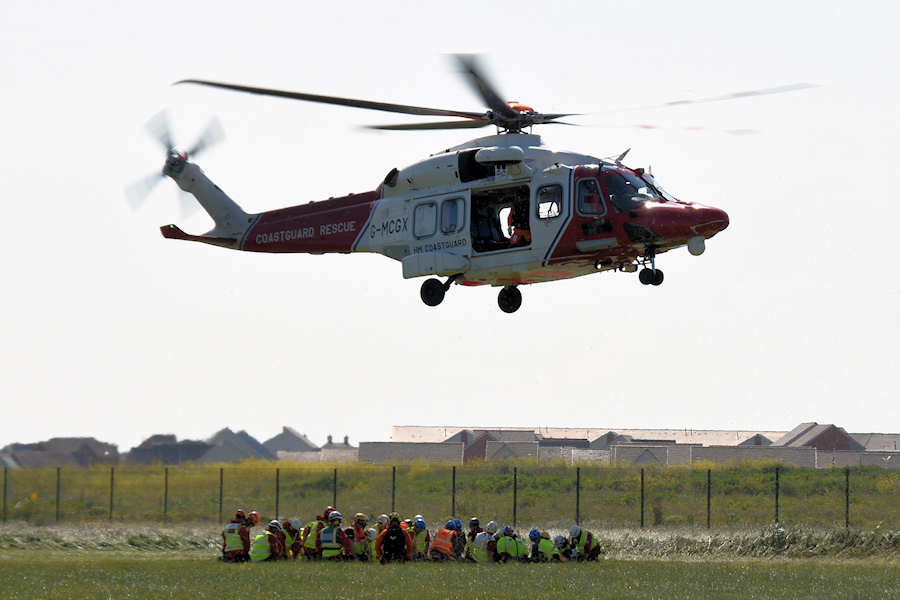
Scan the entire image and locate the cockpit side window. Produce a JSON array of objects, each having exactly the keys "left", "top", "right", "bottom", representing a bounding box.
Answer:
[
  {"left": 577, "top": 178, "right": 606, "bottom": 216},
  {"left": 601, "top": 169, "right": 659, "bottom": 211}
]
